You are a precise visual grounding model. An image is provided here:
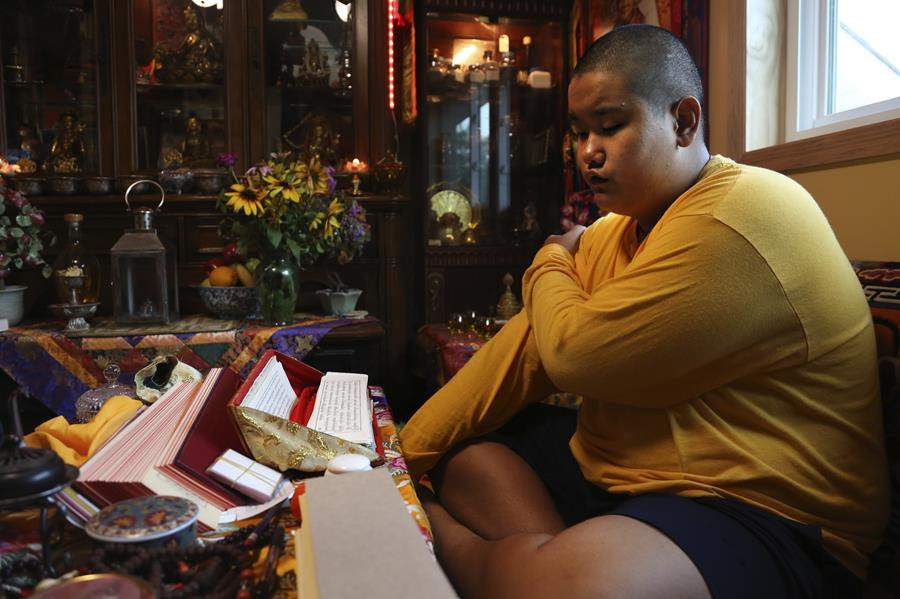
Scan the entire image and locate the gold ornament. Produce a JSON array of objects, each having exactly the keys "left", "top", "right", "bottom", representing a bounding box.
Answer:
[{"left": 496, "top": 272, "right": 523, "bottom": 320}]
